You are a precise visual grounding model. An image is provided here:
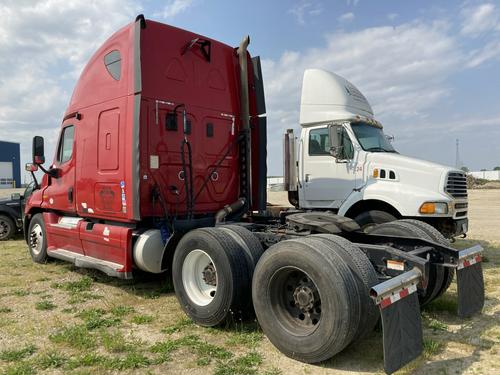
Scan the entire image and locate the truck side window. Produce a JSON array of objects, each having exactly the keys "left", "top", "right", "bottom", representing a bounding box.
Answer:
[
  {"left": 57, "top": 126, "right": 75, "bottom": 164},
  {"left": 309, "top": 127, "right": 330, "bottom": 155}
]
